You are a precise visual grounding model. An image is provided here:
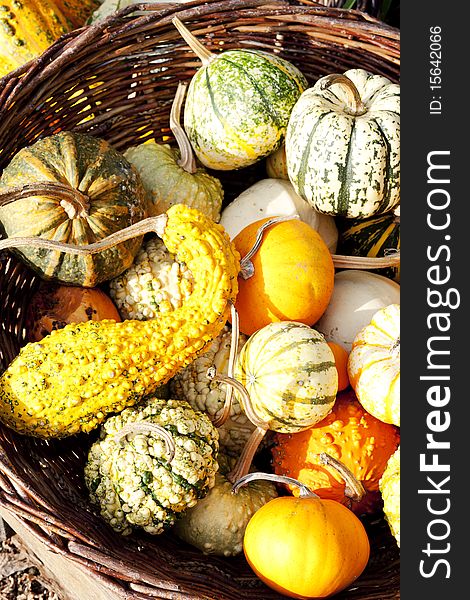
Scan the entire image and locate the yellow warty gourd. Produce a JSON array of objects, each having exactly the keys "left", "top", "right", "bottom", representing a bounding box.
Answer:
[{"left": 0, "top": 204, "right": 240, "bottom": 438}]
